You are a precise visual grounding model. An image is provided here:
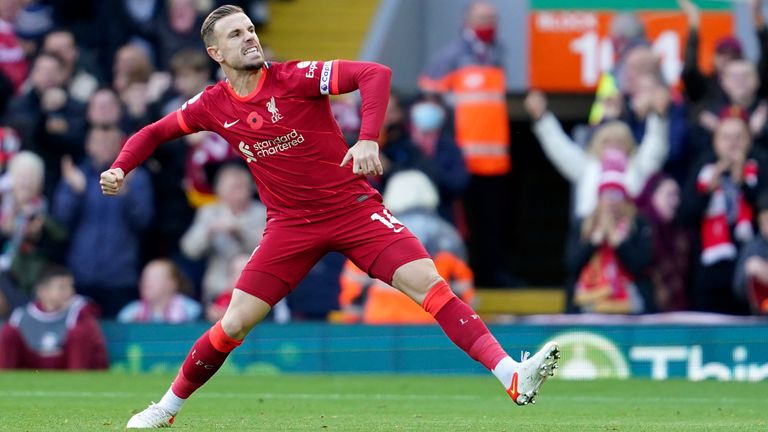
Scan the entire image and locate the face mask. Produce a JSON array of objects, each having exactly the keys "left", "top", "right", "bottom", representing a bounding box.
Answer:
[
  {"left": 410, "top": 102, "right": 445, "bottom": 132},
  {"left": 473, "top": 25, "right": 496, "bottom": 44}
]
